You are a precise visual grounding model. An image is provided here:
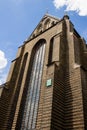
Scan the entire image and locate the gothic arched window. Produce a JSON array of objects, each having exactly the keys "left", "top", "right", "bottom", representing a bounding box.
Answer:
[
  {"left": 17, "top": 52, "right": 28, "bottom": 93},
  {"left": 37, "top": 23, "right": 43, "bottom": 34},
  {"left": 48, "top": 37, "right": 54, "bottom": 64},
  {"left": 21, "top": 39, "right": 46, "bottom": 130},
  {"left": 19, "top": 53, "right": 28, "bottom": 83},
  {"left": 44, "top": 18, "right": 51, "bottom": 30}
]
